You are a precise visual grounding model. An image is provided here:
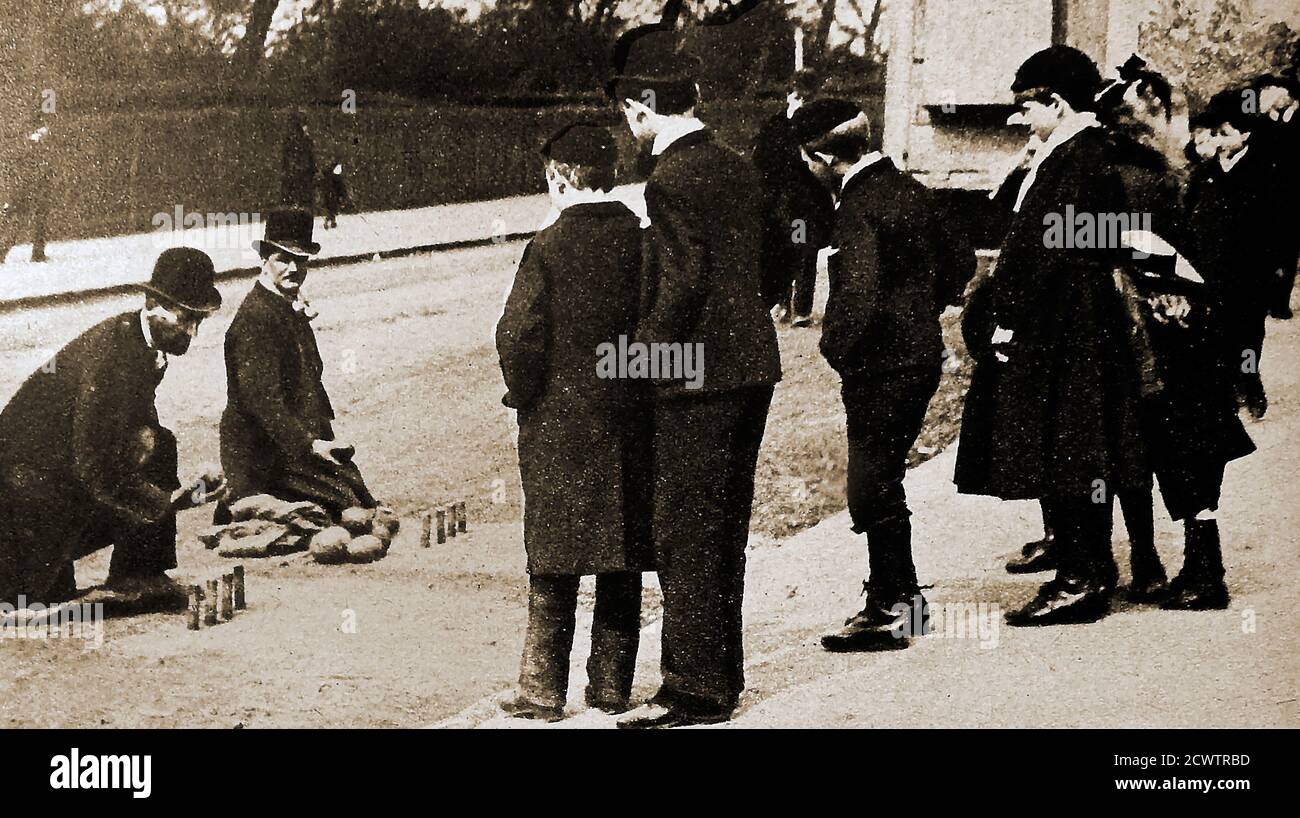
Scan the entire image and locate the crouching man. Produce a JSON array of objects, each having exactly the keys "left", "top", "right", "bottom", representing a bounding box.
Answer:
[
  {"left": 217, "top": 209, "right": 375, "bottom": 522},
  {"left": 495, "top": 122, "right": 651, "bottom": 721},
  {"left": 0, "top": 248, "right": 225, "bottom": 608}
]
